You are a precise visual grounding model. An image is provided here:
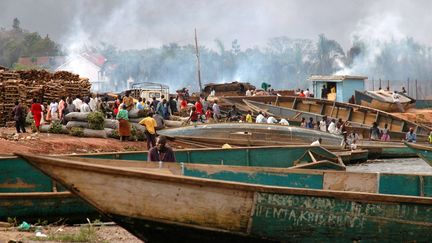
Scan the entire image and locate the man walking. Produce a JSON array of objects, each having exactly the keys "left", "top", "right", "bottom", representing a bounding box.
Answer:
[{"left": 12, "top": 100, "right": 26, "bottom": 133}]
